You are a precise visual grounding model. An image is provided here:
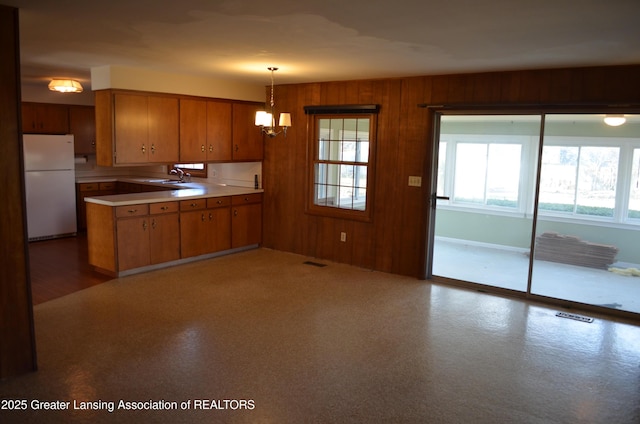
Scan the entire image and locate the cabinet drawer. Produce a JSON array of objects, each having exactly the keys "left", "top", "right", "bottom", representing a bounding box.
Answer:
[
  {"left": 115, "top": 204, "right": 149, "bottom": 217},
  {"left": 232, "top": 193, "right": 263, "bottom": 205},
  {"left": 150, "top": 201, "right": 179, "bottom": 214},
  {"left": 207, "top": 196, "right": 231, "bottom": 208},
  {"left": 180, "top": 199, "right": 207, "bottom": 211},
  {"left": 99, "top": 182, "right": 116, "bottom": 190},
  {"left": 79, "top": 183, "right": 99, "bottom": 192}
]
